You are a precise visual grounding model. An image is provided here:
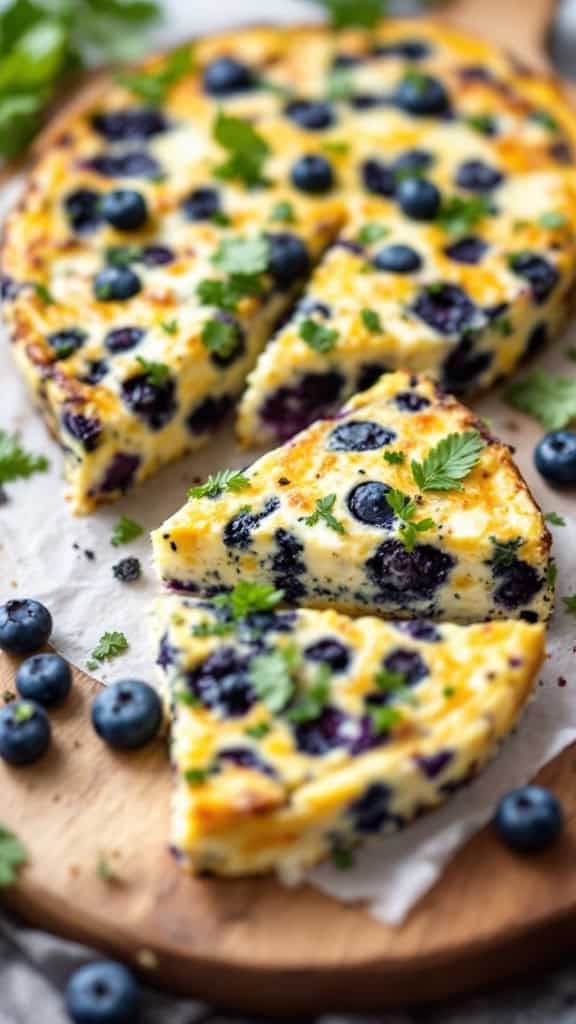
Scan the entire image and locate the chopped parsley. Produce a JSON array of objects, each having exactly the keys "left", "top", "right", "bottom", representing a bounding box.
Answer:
[
  {"left": 437, "top": 194, "right": 491, "bottom": 237},
  {"left": 0, "top": 430, "right": 48, "bottom": 486},
  {"left": 286, "top": 664, "right": 332, "bottom": 723},
  {"left": 329, "top": 835, "right": 356, "bottom": 870},
  {"left": 106, "top": 244, "right": 142, "bottom": 266},
  {"left": 96, "top": 851, "right": 118, "bottom": 883},
  {"left": 494, "top": 316, "right": 513, "bottom": 337},
  {"left": 201, "top": 317, "right": 240, "bottom": 359},
  {"left": 374, "top": 668, "right": 407, "bottom": 693},
  {"left": 117, "top": 45, "right": 193, "bottom": 105},
  {"left": 110, "top": 515, "right": 144, "bottom": 547},
  {"left": 188, "top": 468, "right": 250, "bottom": 500},
  {"left": 135, "top": 356, "right": 171, "bottom": 386},
  {"left": 385, "top": 488, "right": 435, "bottom": 553},
  {"left": 489, "top": 536, "right": 524, "bottom": 571},
  {"left": 212, "top": 235, "right": 270, "bottom": 276},
  {"left": 184, "top": 767, "right": 211, "bottom": 786},
  {"left": 213, "top": 110, "right": 271, "bottom": 188},
  {"left": 190, "top": 621, "right": 233, "bottom": 638},
  {"left": 562, "top": 595, "right": 576, "bottom": 615},
  {"left": 304, "top": 493, "right": 346, "bottom": 533},
  {"left": 269, "top": 199, "right": 296, "bottom": 224},
  {"left": 383, "top": 450, "right": 405, "bottom": 466},
  {"left": 321, "top": 138, "right": 350, "bottom": 155},
  {"left": 357, "top": 222, "right": 388, "bottom": 245},
  {"left": 546, "top": 561, "right": 558, "bottom": 588},
  {"left": 544, "top": 512, "right": 566, "bottom": 526},
  {"left": 86, "top": 631, "right": 128, "bottom": 672},
  {"left": 539, "top": 211, "right": 567, "bottom": 229},
  {"left": 316, "top": 0, "right": 383, "bottom": 29},
  {"left": 32, "top": 282, "right": 55, "bottom": 305},
  {"left": 369, "top": 705, "right": 403, "bottom": 735},
  {"left": 506, "top": 370, "right": 576, "bottom": 430},
  {"left": 465, "top": 113, "right": 496, "bottom": 135},
  {"left": 197, "top": 276, "right": 263, "bottom": 313},
  {"left": 249, "top": 645, "right": 299, "bottom": 713},
  {"left": 325, "top": 68, "right": 355, "bottom": 101},
  {"left": 361, "top": 308, "right": 382, "bottom": 333},
  {"left": 528, "top": 109, "right": 559, "bottom": 132},
  {"left": 299, "top": 318, "right": 338, "bottom": 353},
  {"left": 411, "top": 431, "right": 485, "bottom": 492},
  {"left": 244, "top": 721, "right": 271, "bottom": 739},
  {"left": 215, "top": 581, "right": 284, "bottom": 621},
  {"left": 161, "top": 318, "right": 179, "bottom": 336},
  {"left": 0, "top": 826, "right": 27, "bottom": 888}
]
